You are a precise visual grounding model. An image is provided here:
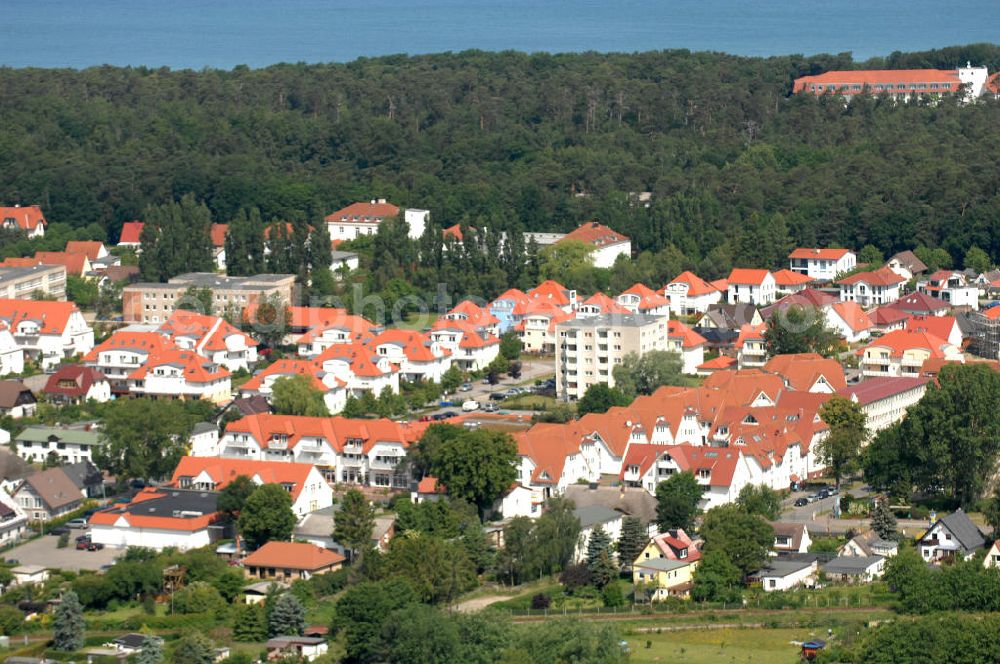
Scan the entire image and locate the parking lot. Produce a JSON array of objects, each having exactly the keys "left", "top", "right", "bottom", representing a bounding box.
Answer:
[{"left": 5, "top": 531, "right": 120, "bottom": 572}]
